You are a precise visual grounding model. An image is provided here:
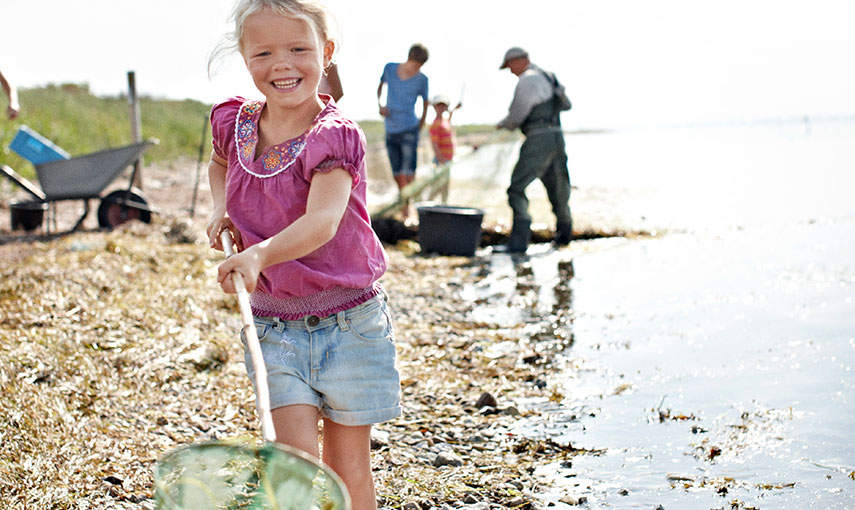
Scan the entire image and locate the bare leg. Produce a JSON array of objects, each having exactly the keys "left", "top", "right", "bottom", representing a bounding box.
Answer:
[
  {"left": 271, "top": 405, "right": 321, "bottom": 458},
  {"left": 323, "top": 419, "right": 376, "bottom": 510},
  {"left": 394, "top": 174, "right": 412, "bottom": 218}
]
